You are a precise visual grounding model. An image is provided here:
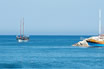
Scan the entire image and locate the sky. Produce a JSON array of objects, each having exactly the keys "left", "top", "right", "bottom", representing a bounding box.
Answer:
[{"left": 0, "top": 0, "right": 103, "bottom": 35}]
